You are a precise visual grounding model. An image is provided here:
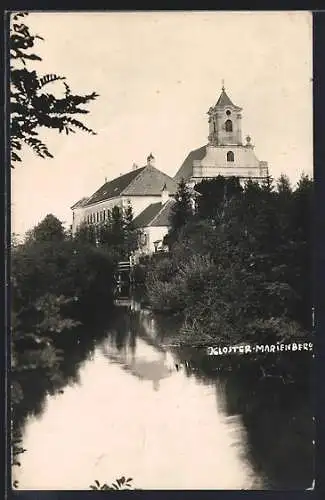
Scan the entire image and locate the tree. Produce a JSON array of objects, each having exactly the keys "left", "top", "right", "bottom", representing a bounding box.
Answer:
[
  {"left": 195, "top": 176, "right": 242, "bottom": 221},
  {"left": 124, "top": 201, "right": 134, "bottom": 228},
  {"left": 165, "top": 178, "right": 193, "bottom": 247},
  {"left": 277, "top": 174, "right": 292, "bottom": 195},
  {"left": 74, "top": 221, "right": 97, "bottom": 245},
  {"left": 25, "top": 214, "right": 66, "bottom": 243},
  {"left": 10, "top": 12, "right": 98, "bottom": 168}
]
